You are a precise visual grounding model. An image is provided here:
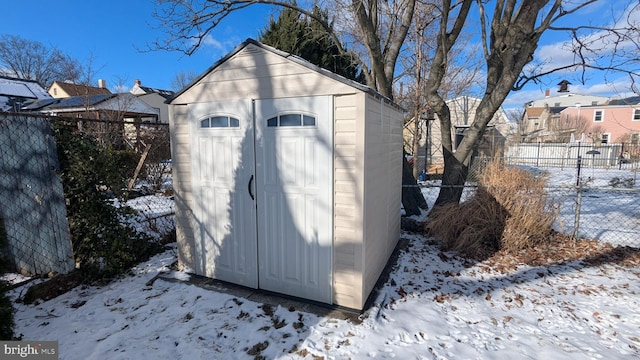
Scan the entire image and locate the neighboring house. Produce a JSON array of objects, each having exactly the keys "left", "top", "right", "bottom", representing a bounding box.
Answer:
[
  {"left": 404, "top": 96, "right": 511, "bottom": 173},
  {"left": 559, "top": 96, "right": 640, "bottom": 146},
  {"left": 130, "top": 79, "right": 174, "bottom": 123},
  {"left": 521, "top": 80, "right": 610, "bottom": 142},
  {"left": 48, "top": 80, "right": 111, "bottom": 98},
  {"left": 0, "top": 75, "right": 52, "bottom": 111},
  {"left": 24, "top": 93, "right": 159, "bottom": 149},
  {"left": 167, "top": 38, "right": 403, "bottom": 310},
  {"left": 521, "top": 105, "right": 570, "bottom": 142}
]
